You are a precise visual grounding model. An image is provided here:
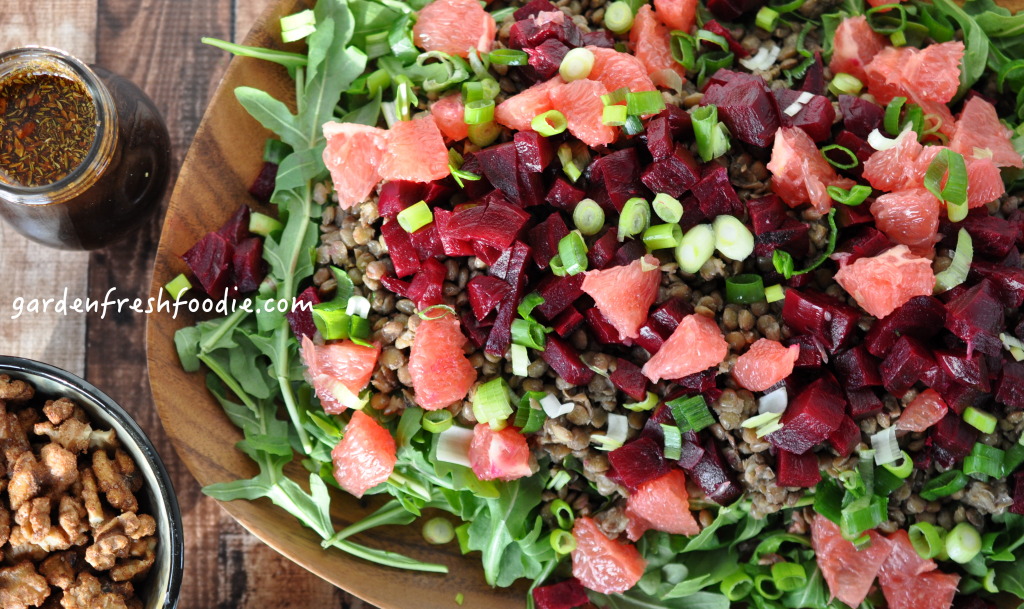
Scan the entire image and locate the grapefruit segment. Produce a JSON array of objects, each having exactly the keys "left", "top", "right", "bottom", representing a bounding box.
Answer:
[
  {"left": 896, "top": 388, "right": 948, "bottom": 432},
  {"left": 653, "top": 0, "right": 697, "bottom": 34},
  {"left": 631, "top": 6, "right": 686, "bottom": 83},
  {"left": 300, "top": 335, "right": 380, "bottom": 414},
  {"left": 495, "top": 77, "right": 562, "bottom": 132},
  {"left": 331, "top": 410, "right": 397, "bottom": 498},
  {"left": 878, "top": 530, "right": 959, "bottom": 609},
  {"left": 408, "top": 313, "right": 478, "bottom": 410},
  {"left": 810, "top": 514, "right": 893, "bottom": 607},
  {"left": 549, "top": 79, "right": 619, "bottom": 147},
  {"left": 862, "top": 128, "right": 924, "bottom": 192},
  {"left": 829, "top": 16, "right": 888, "bottom": 83},
  {"left": 322, "top": 122, "right": 386, "bottom": 209},
  {"left": 625, "top": 469, "right": 701, "bottom": 541},
  {"left": 642, "top": 314, "right": 728, "bottom": 382},
  {"left": 966, "top": 156, "right": 1007, "bottom": 208},
  {"left": 951, "top": 96, "right": 1024, "bottom": 168},
  {"left": 732, "top": 338, "right": 800, "bottom": 392},
  {"left": 581, "top": 255, "right": 661, "bottom": 341},
  {"left": 468, "top": 423, "right": 533, "bottom": 481},
  {"left": 379, "top": 115, "right": 451, "bottom": 183},
  {"left": 768, "top": 126, "right": 856, "bottom": 214},
  {"left": 834, "top": 245, "right": 935, "bottom": 319},
  {"left": 571, "top": 517, "right": 647, "bottom": 594},
  {"left": 587, "top": 46, "right": 657, "bottom": 93},
  {"left": 431, "top": 93, "right": 469, "bottom": 141},
  {"left": 413, "top": 0, "right": 496, "bottom": 58},
  {"left": 870, "top": 188, "right": 942, "bottom": 257}
]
